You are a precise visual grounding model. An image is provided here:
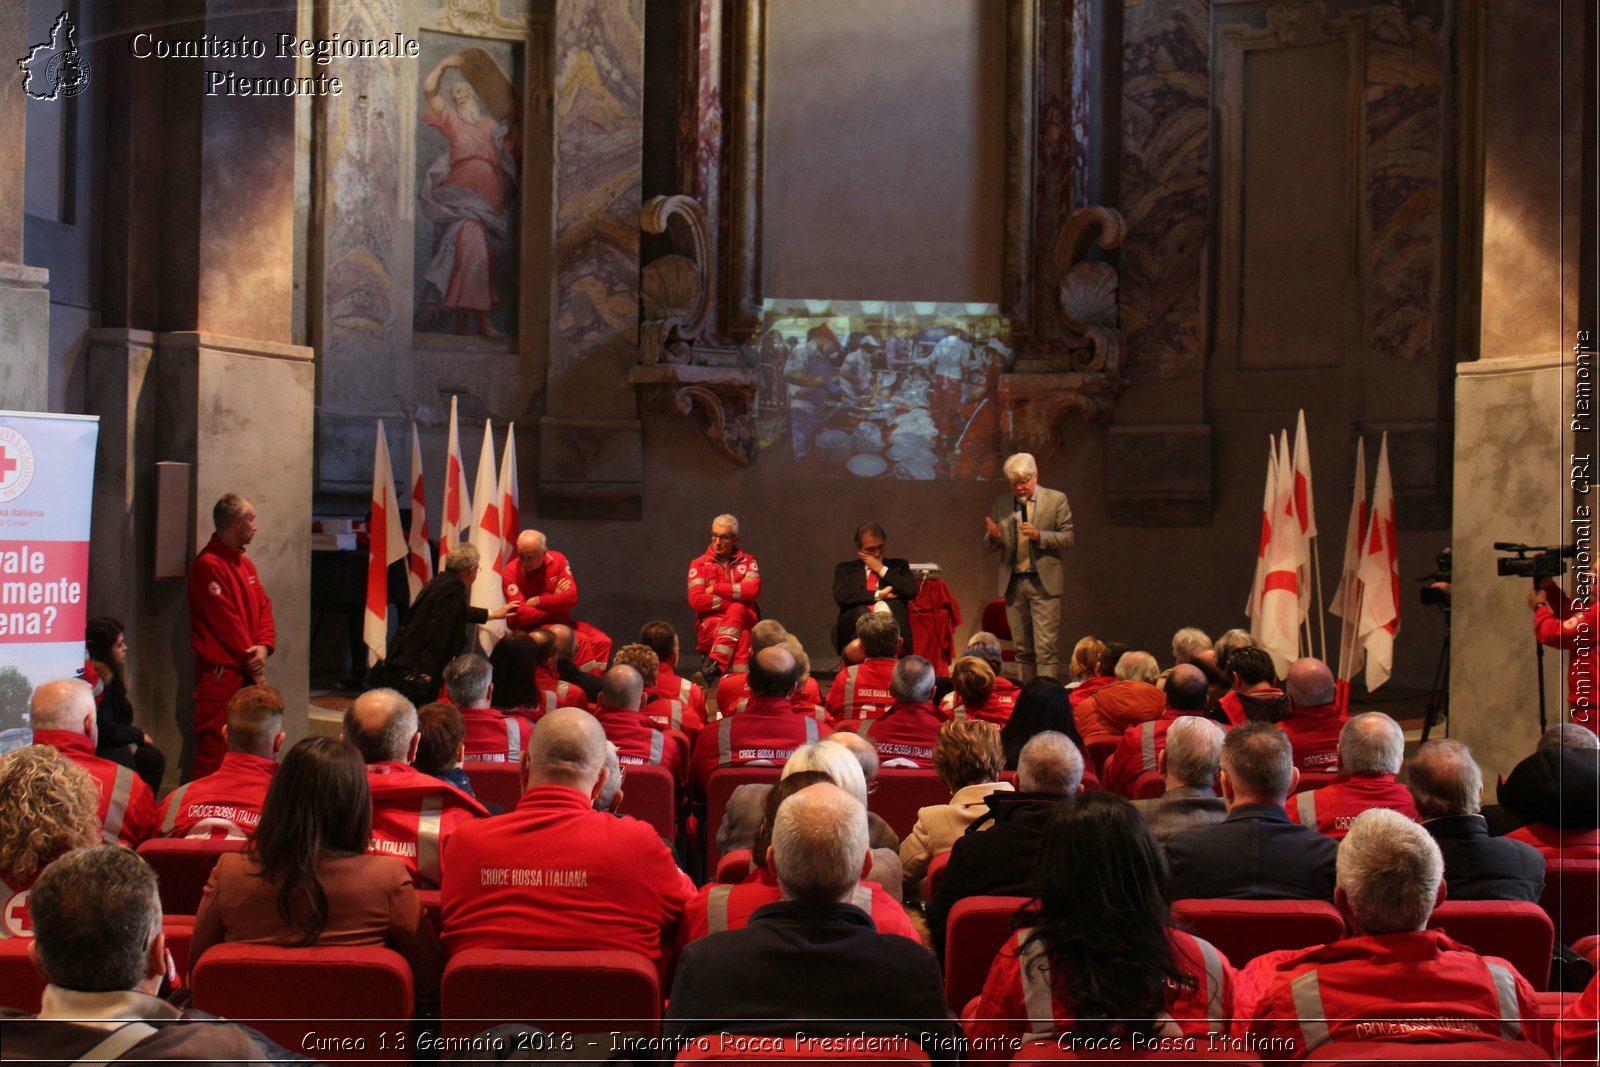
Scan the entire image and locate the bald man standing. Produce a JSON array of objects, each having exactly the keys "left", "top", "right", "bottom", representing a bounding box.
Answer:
[
  {"left": 30, "top": 679, "right": 159, "bottom": 846},
  {"left": 440, "top": 708, "right": 694, "bottom": 970},
  {"left": 501, "top": 529, "right": 613, "bottom": 673}
]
